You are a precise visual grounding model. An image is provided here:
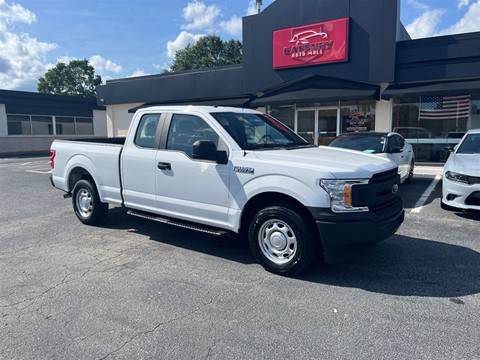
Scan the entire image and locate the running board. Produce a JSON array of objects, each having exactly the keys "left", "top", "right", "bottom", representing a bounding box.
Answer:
[{"left": 127, "top": 210, "right": 230, "bottom": 236}]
